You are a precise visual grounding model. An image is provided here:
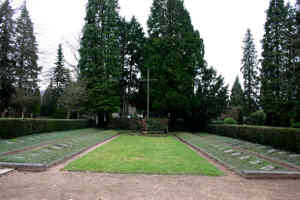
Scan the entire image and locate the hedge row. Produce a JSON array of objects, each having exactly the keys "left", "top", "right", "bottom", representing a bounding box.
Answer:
[
  {"left": 108, "top": 118, "right": 142, "bottom": 130},
  {"left": 209, "top": 124, "right": 300, "bottom": 153},
  {"left": 108, "top": 118, "right": 168, "bottom": 133},
  {"left": 0, "top": 118, "right": 90, "bottom": 139}
]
